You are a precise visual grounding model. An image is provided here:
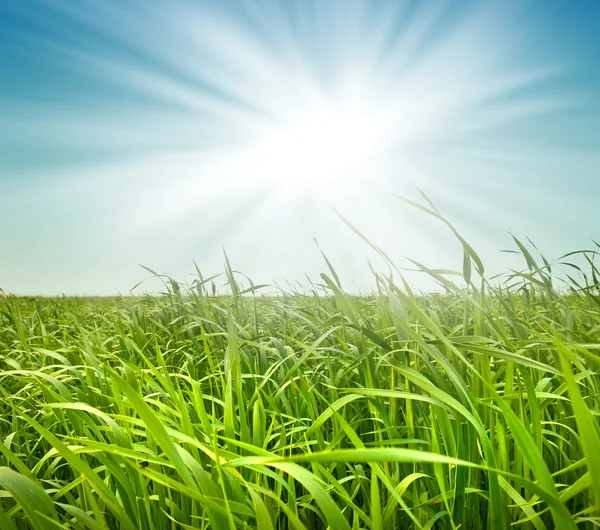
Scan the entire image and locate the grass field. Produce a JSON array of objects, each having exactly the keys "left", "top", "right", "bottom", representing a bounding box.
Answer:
[{"left": 1, "top": 199, "right": 599, "bottom": 529}]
